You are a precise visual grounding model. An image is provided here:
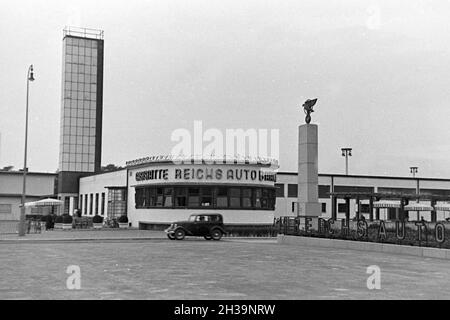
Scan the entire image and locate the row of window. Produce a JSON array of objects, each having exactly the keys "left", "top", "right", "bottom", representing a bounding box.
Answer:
[
  {"left": 60, "top": 162, "right": 94, "bottom": 172},
  {"left": 279, "top": 184, "right": 435, "bottom": 199},
  {"left": 64, "top": 73, "right": 98, "bottom": 84},
  {"left": 62, "top": 117, "right": 97, "bottom": 129},
  {"left": 65, "top": 63, "right": 98, "bottom": 75},
  {"left": 61, "top": 153, "right": 96, "bottom": 162},
  {"left": 65, "top": 46, "right": 98, "bottom": 57},
  {"left": 288, "top": 202, "right": 328, "bottom": 214},
  {"left": 64, "top": 82, "right": 98, "bottom": 93},
  {"left": 62, "top": 110, "right": 97, "bottom": 120},
  {"left": 60, "top": 120, "right": 94, "bottom": 129},
  {"left": 65, "top": 37, "right": 99, "bottom": 48},
  {"left": 61, "top": 144, "right": 96, "bottom": 154},
  {"left": 62, "top": 117, "right": 97, "bottom": 127},
  {"left": 62, "top": 126, "right": 96, "bottom": 137},
  {"left": 336, "top": 203, "right": 372, "bottom": 213},
  {"left": 79, "top": 192, "right": 105, "bottom": 216},
  {"left": 288, "top": 202, "right": 388, "bottom": 214},
  {"left": 63, "top": 99, "right": 97, "bottom": 109},
  {"left": 61, "top": 135, "right": 96, "bottom": 145},
  {"left": 64, "top": 83, "right": 97, "bottom": 92},
  {"left": 276, "top": 184, "right": 331, "bottom": 198},
  {"left": 64, "top": 90, "right": 97, "bottom": 101},
  {"left": 108, "top": 189, "right": 127, "bottom": 219},
  {"left": 62, "top": 121, "right": 96, "bottom": 131},
  {"left": 64, "top": 54, "right": 98, "bottom": 65},
  {"left": 135, "top": 186, "right": 276, "bottom": 210}
]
